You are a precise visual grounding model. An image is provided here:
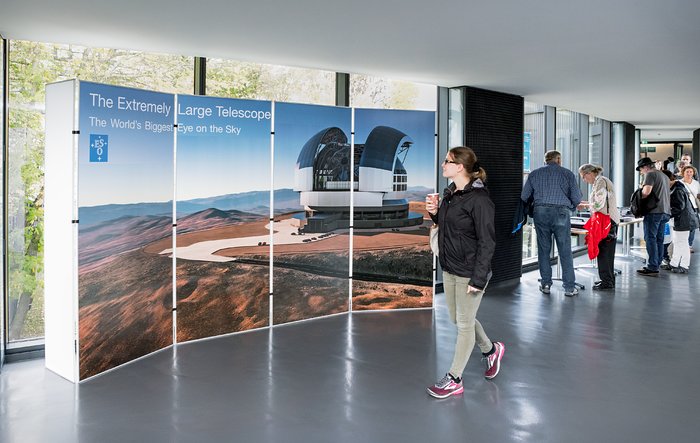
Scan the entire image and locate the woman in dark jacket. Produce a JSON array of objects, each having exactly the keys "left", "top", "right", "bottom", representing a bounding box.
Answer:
[
  {"left": 424, "top": 146, "right": 504, "bottom": 399},
  {"left": 668, "top": 172, "right": 699, "bottom": 273}
]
